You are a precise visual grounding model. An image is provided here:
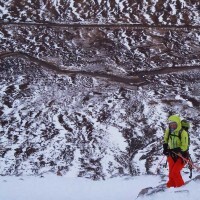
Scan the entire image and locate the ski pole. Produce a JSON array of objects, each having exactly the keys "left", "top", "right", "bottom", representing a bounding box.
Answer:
[
  {"left": 164, "top": 160, "right": 167, "bottom": 168},
  {"left": 188, "top": 155, "right": 193, "bottom": 179},
  {"left": 155, "top": 155, "right": 165, "bottom": 174},
  {"left": 189, "top": 163, "right": 193, "bottom": 179},
  {"left": 172, "top": 151, "right": 200, "bottom": 172}
]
